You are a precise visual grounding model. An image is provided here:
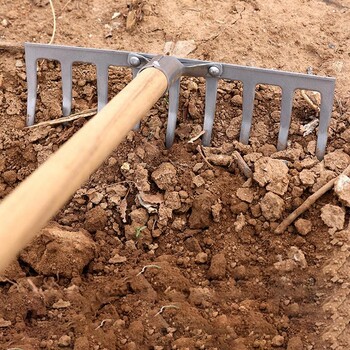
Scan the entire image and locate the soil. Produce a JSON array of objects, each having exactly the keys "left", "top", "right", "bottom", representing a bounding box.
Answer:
[{"left": 1, "top": 0, "right": 350, "bottom": 349}]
